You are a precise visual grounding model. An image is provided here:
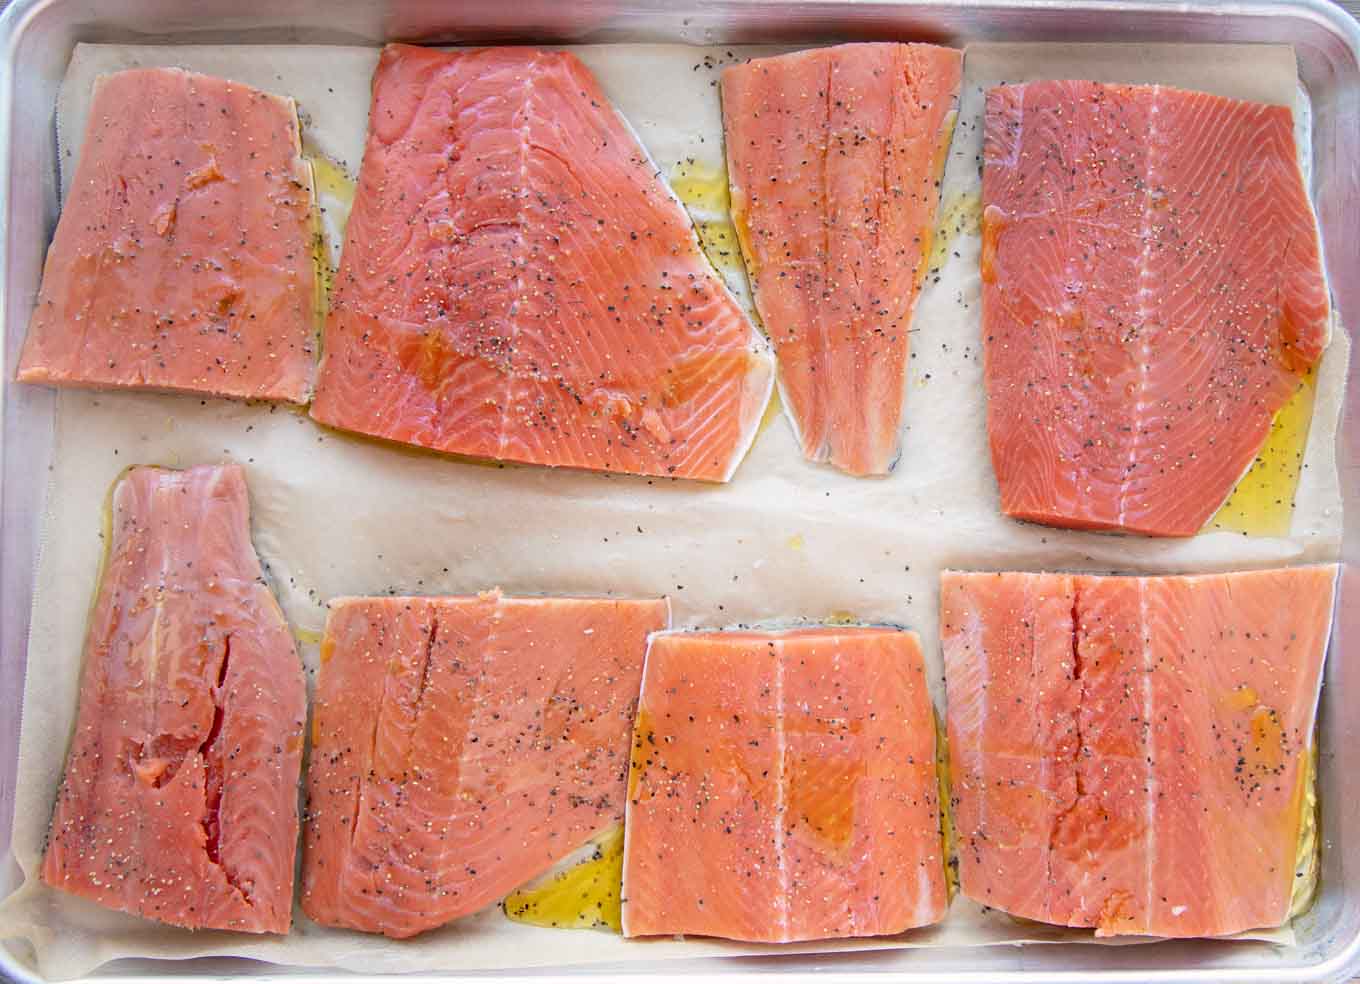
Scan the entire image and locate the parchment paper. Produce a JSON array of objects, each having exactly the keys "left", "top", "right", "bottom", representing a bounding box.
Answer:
[{"left": 0, "top": 41, "right": 1345, "bottom": 979}]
